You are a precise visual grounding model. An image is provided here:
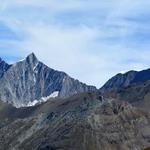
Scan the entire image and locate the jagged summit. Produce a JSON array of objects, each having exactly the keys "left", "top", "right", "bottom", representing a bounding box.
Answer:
[
  {"left": 26, "top": 52, "right": 38, "bottom": 62},
  {"left": 27, "top": 52, "right": 36, "bottom": 58},
  {"left": 0, "top": 53, "right": 96, "bottom": 107},
  {"left": 0, "top": 58, "right": 10, "bottom": 78},
  {"left": 23, "top": 52, "right": 39, "bottom": 69}
]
